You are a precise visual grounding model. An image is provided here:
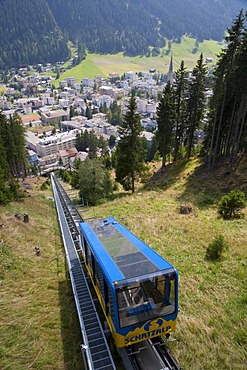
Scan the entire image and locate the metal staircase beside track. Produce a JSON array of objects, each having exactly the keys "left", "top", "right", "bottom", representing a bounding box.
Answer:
[{"left": 51, "top": 174, "right": 116, "bottom": 370}]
